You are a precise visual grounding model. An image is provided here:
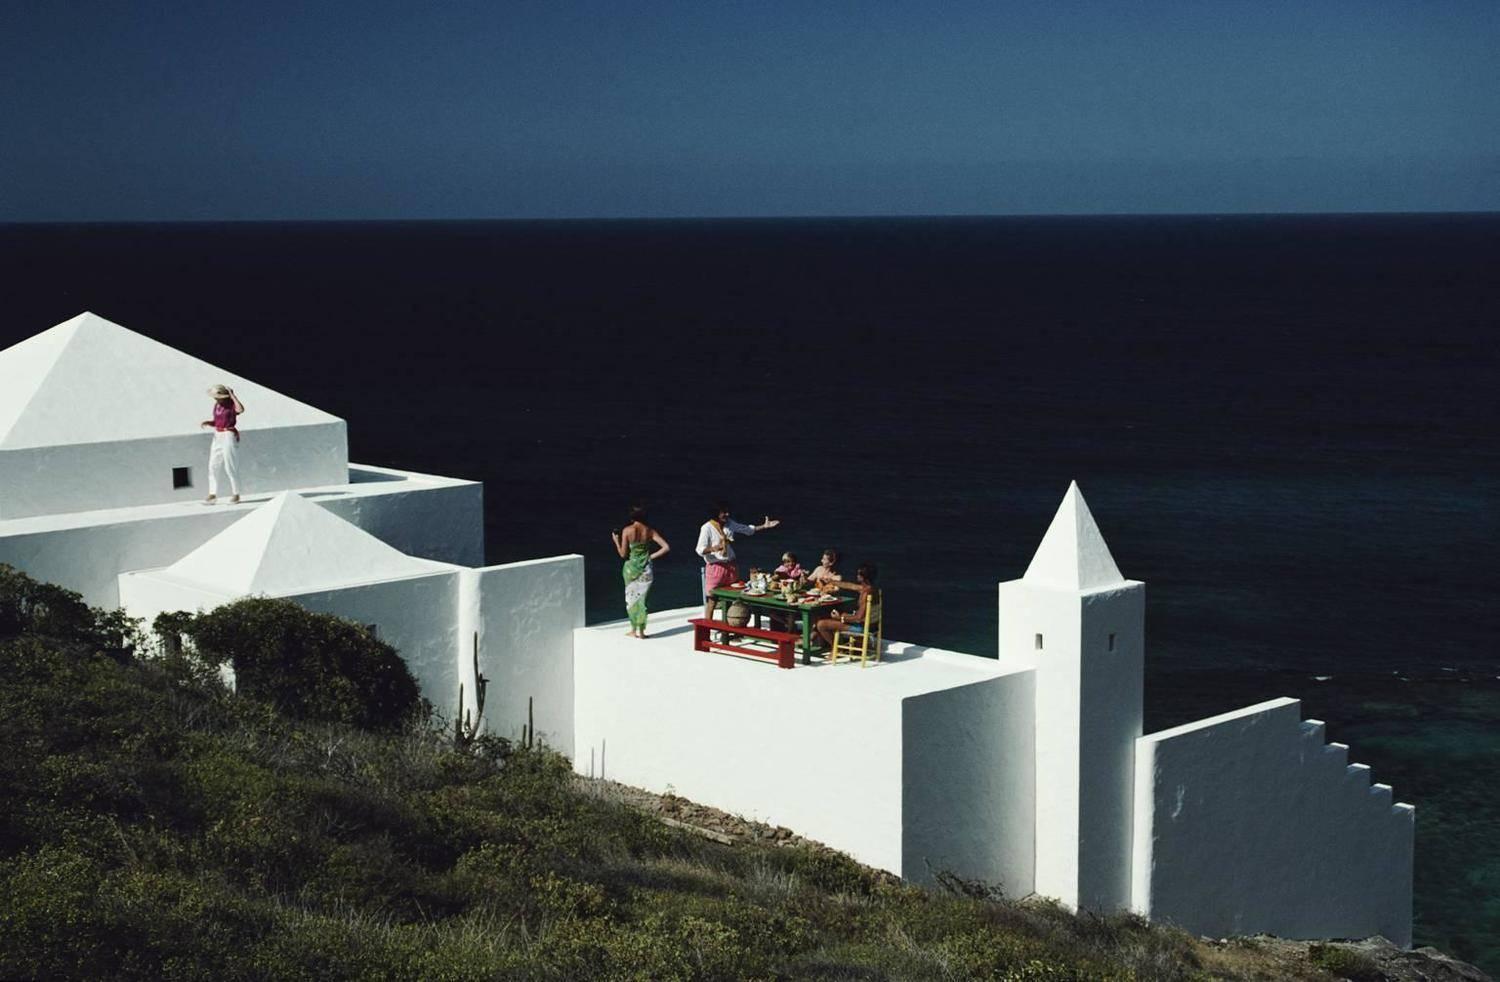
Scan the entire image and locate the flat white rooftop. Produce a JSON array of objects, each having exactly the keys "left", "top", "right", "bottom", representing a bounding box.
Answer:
[{"left": 578, "top": 606, "right": 1031, "bottom": 697}]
